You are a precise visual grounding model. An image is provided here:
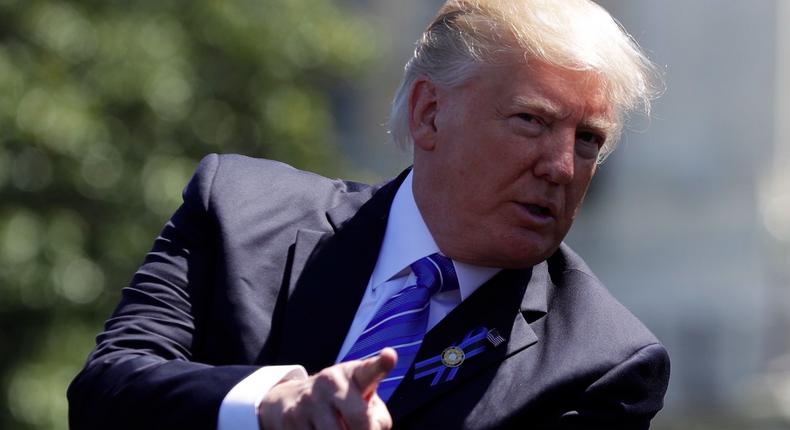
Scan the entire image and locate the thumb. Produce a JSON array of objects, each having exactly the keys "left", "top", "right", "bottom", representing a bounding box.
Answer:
[{"left": 351, "top": 348, "right": 398, "bottom": 399}]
